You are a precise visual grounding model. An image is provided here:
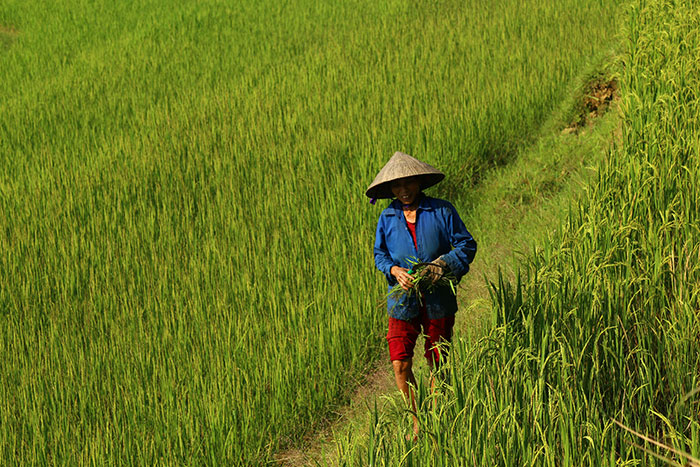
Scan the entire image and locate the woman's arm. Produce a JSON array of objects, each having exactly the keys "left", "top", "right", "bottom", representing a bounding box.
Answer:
[
  {"left": 439, "top": 203, "right": 477, "bottom": 279},
  {"left": 375, "top": 217, "right": 415, "bottom": 289},
  {"left": 374, "top": 216, "right": 396, "bottom": 283}
]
